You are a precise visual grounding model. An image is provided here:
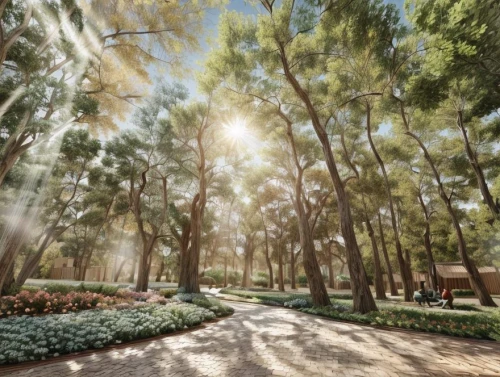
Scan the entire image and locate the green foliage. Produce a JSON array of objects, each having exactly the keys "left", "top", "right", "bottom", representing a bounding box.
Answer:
[
  {"left": 336, "top": 274, "right": 350, "bottom": 282},
  {"left": 192, "top": 297, "right": 234, "bottom": 317},
  {"left": 297, "top": 275, "right": 308, "bottom": 286},
  {"left": 227, "top": 271, "right": 242, "bottom": 286},
  {"left": 0, "top": 303, "right": 216, "bottom": 364},
  {"left": 40, "top": 283, "right": 120, "bottom": 296},
  {"left": 199, "top": 276, "right": 217, "bottom": 286},
  {"left": 203, "top": 269, "right": 224, "bottom": 284},
  {"left": 159, "top": 289, "right": 178, "bottom": 298},
  {"left": 100, "top": 285, "right": 120, "bottom": 297},
  {"left": 19, "top": 286, "right": 40, "bottom": 293},
  {"left": 300, "top": 305, "right": 500, "bottom": 341},
  {"left": 251, "top": 276, "right": 269, "bottom": 287},
  {"left": 284, "top": 298, "right": 312, "bottom": 309},
  {"left": 452, "top": 289, "right": 475, "bottom": 297},
  {"left": 42, "top": 283, "right": 74, "bottom": 295}
]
